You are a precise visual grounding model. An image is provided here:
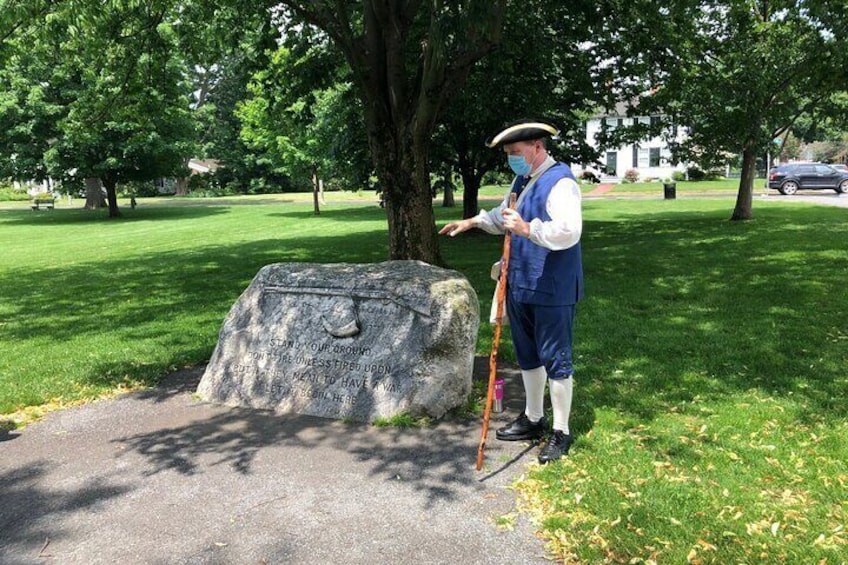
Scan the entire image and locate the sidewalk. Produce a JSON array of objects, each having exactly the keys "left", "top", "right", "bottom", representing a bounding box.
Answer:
[
  {"left": 585, "top": 183, "right": 617, "bottom": 197},
  {"left": 0, "top": 361, "right": 550, "bottom": 565}
]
